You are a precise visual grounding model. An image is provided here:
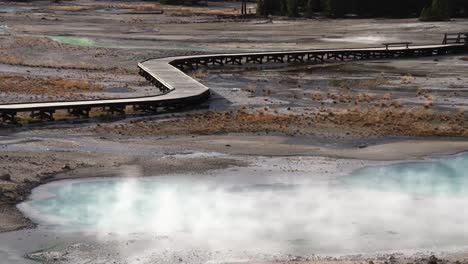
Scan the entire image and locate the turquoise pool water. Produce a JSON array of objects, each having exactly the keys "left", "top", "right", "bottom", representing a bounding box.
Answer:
[
  {"left": 47, "top": 36, "right": 96, "bottom": 47},
  {"left": 17, "top": 153, "right": 468, "bottom": 253},
  {"left": 46, "top": 35, "right": 226, "bottom": 51},
  {"left": 345, "top": 153, "right": 468, "bottom": 197}
]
